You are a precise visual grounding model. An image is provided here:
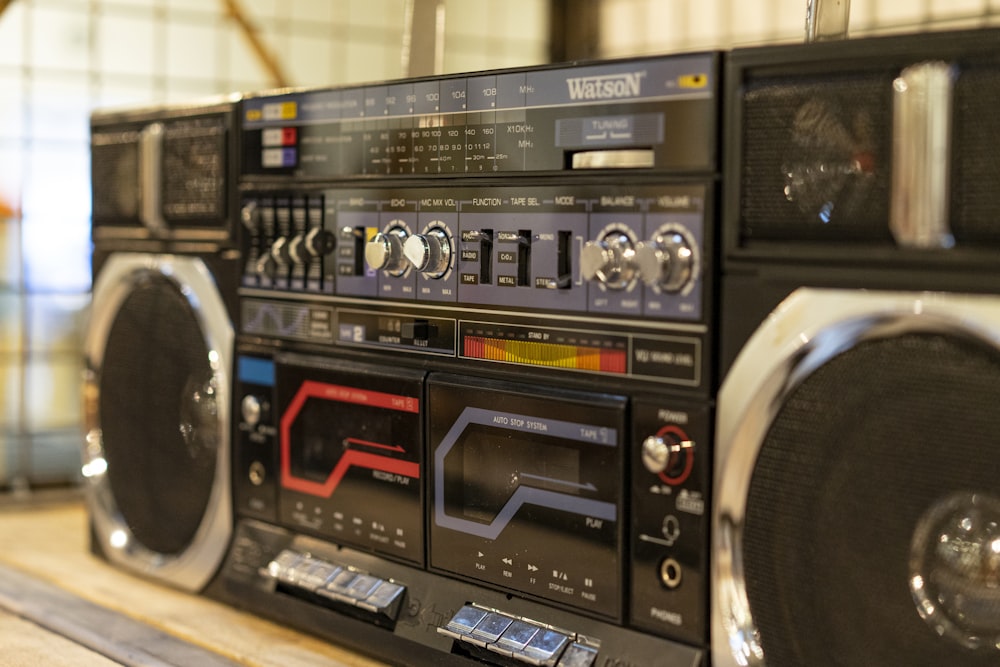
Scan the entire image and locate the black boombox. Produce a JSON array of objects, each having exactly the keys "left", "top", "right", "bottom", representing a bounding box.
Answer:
[{"left": 84, "top": 28, "right": 1000, "bottom": 667}]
